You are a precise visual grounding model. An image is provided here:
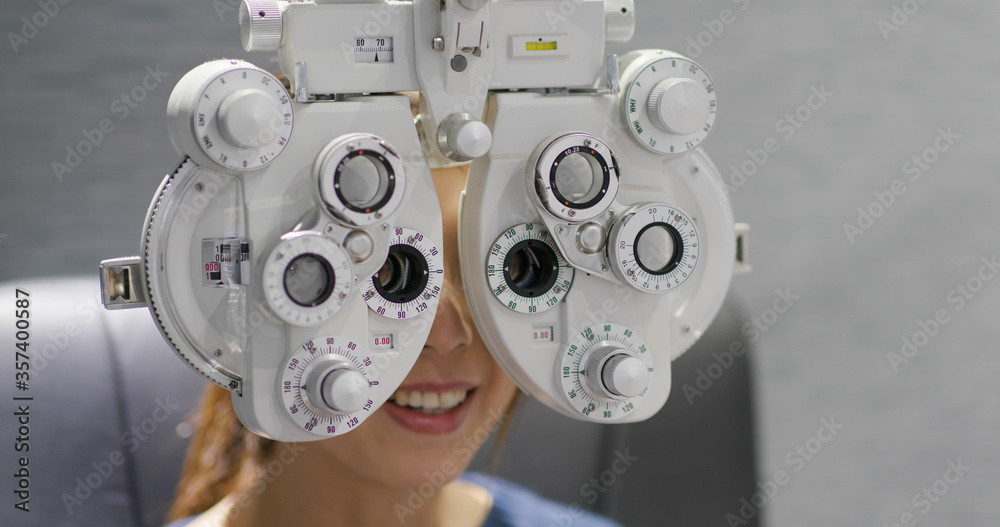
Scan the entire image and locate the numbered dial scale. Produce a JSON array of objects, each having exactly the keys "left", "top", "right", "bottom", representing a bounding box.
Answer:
[
  {"left": 609, "top": 203, "right": 700, "bottom": 294},
  {"left": 363, "top": 227, "right": 444, "bottom": 319},
  {"left": 622, "top": 53, "right": 716, "bottom": 155},
  {"left": 280, "top": 337, "right": 380, "bottom": 437},
  {"left": 171, "top": 61, "right": 294, "bottom": 172},
  {"left": 486, "top": 223, "right": 574, "bottom": 314},
  {"left": 354, "top": 36, "right": 394, "bottom": 63},
  {"left": 558, "top": 323, "right": 653, "bottom": 420}
]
